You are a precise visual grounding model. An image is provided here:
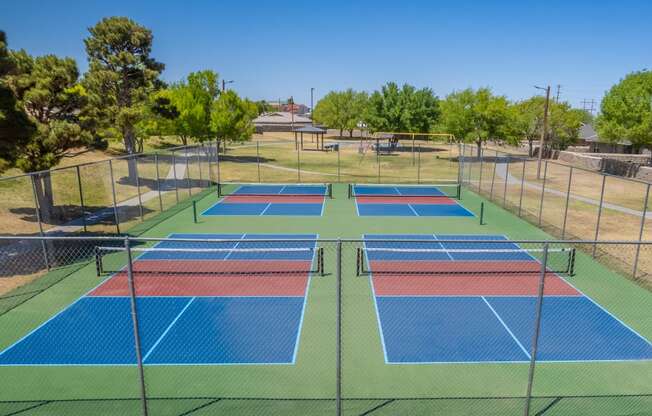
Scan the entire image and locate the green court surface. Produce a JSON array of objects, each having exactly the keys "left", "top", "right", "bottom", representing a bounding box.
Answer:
[{"left": 0, "top": 184, "right": 650, "bottom": 416}]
